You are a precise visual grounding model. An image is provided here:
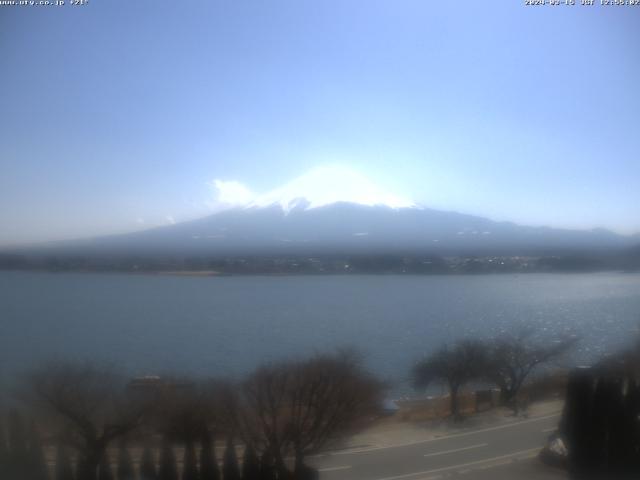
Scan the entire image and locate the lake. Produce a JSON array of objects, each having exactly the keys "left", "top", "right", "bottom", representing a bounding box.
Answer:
[{"left": 1, "top": 271, "right": 639, "bottom": 395}]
